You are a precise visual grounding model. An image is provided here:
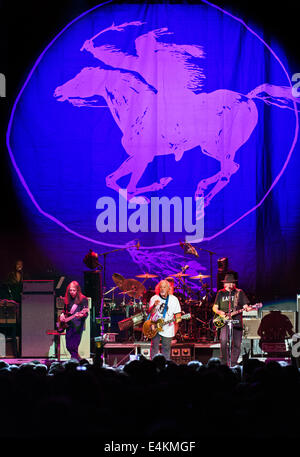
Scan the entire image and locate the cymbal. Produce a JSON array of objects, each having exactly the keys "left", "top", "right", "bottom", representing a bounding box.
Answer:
[
  {"left": 136, "top": 273, "right": 158, "bottom": 279},
  {"left": 190, "top": 274, "right": 211, "bottom": 279},
  {"left": 170, "top": 273, "right": 190, "bottom": 278},
  {"left": 112, "top": 273, "right": 125, "bottom": 285},
  {"left": 104, "top": 286, "right": 118, "bottom": 296},
  {"left": 0, "top": 299, "right": 19, "bottom": 306},
  {"left": 165, "top": 276, "right": 175, "bottom": 281},
  {"left": 120, "top": 278, "right": 146, "bottom": 298}
]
